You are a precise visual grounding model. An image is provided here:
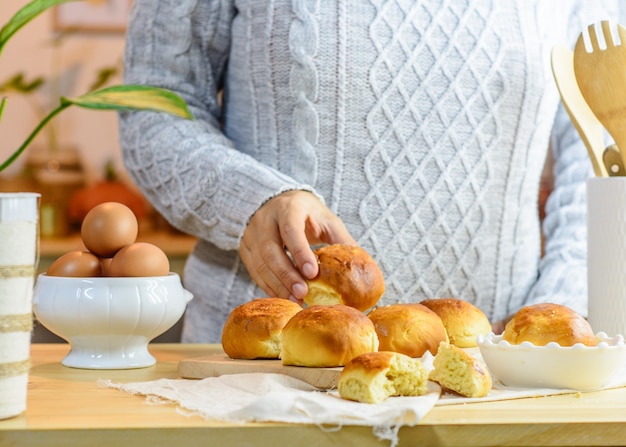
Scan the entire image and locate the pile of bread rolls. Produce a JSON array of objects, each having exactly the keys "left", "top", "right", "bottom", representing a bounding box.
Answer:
[
  {"left": 221, "top": 243, "right": 594, "bottom": 404},
  {"left": 221, "top": 244, "right": 384, "bottom": 365}
]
